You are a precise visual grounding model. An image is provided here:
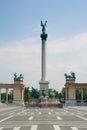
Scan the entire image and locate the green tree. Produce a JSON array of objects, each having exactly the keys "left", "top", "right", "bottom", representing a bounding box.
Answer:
[
  {"left": 58, "top": 88, "right": 65, "bottom": 99},
  {"left": 57, "top": 92, "right": 63, "bottom": 99},
  {"left": 24, "top": 87, "right": 31, "bottom": 102},
  {"left": 54, "top": 90, "right": 59, "bottom": 98},
  {"left": 61, "top": 88, "right": 65, "bottom": 98},
  {"left": 1, "top": 93, "right": 6, "bottom": 103}
]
